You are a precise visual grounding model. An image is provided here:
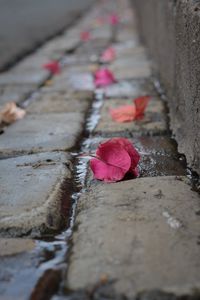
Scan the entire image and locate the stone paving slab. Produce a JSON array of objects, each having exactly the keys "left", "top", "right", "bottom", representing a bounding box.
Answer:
[
  {"left": 0, "top": 113, "right": 84, "bottom": 156},
  {"left": 104, "top": 80, "right": 156, "bottom": 99},
  {"left": 0, "top": 152, "right": 72, "bottom": 237},
  {"left": 39, "top": 35, "right": 80, "bottom": 57},
  {"left": 0, "top": 69, "right": 49, "bottom": 87},
  {"left": 41, "top": 72, "right": 95, "bottom": 93},
  {"left": 95, "top": 97, "right": 167, "bottom": 135},
  {"left": 0, "top": 239, "right": 35, "bottom": 256},
  {"left": 75, "top": 39, "right": 110, "bottom": 56},
  {"left": 66, "top": 176, "right": 200, "bottom": 298},
  {"left": 26, "top": 91, "right": 92, "bottom": 114},
  {"left": 110, "top": 62, "right": 152, "bottom": 80},
  {"left": 0, "top": 85, "right": 34, "bottom": 105}
]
